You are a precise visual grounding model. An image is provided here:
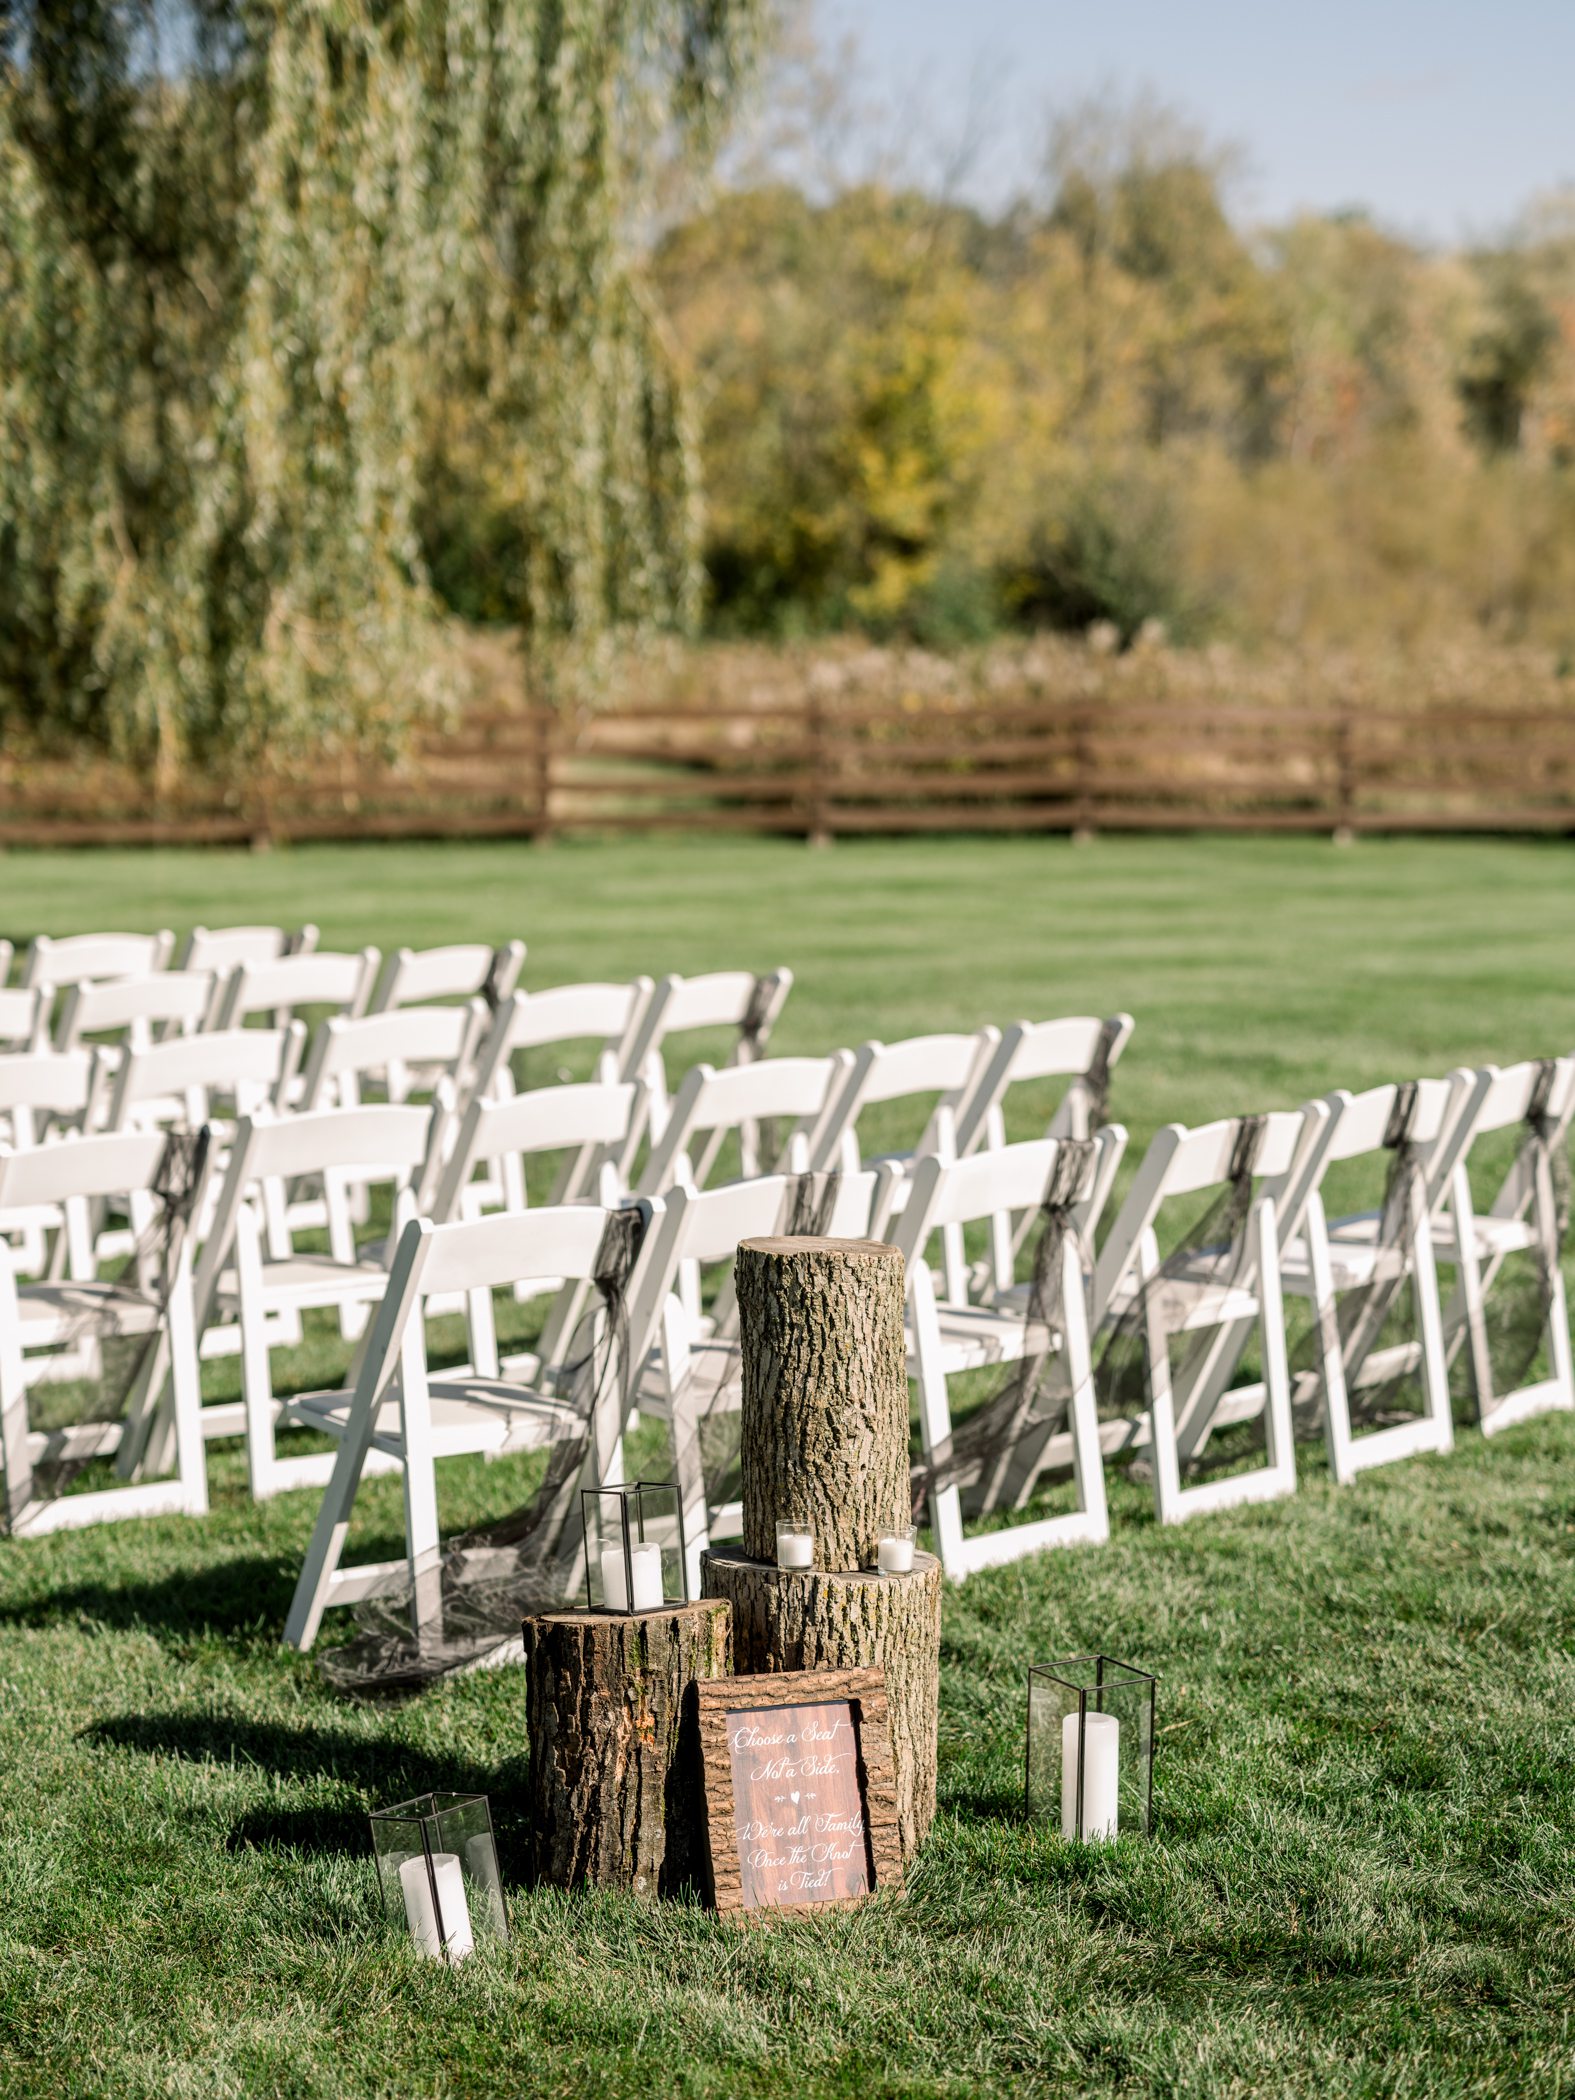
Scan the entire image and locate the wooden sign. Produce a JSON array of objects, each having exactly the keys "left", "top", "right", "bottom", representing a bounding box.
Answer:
[{"left": 695, "top": 1667, "right": 903, "bottom": 1916}]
